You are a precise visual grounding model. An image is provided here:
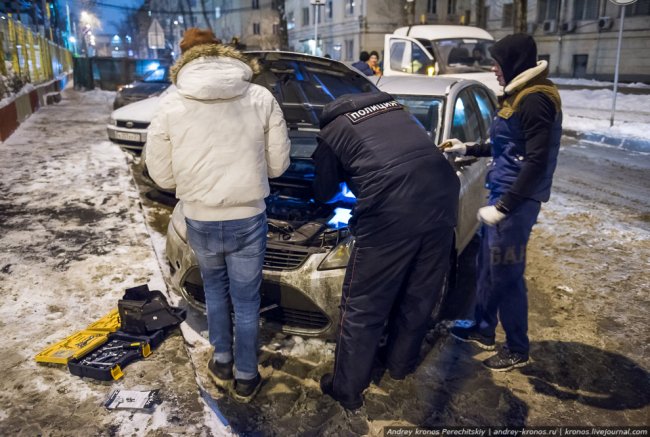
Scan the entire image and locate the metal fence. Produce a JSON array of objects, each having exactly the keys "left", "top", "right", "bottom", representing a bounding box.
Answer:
[{"left": 0, "top": 14, "right": 73, "bottom": 82}]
